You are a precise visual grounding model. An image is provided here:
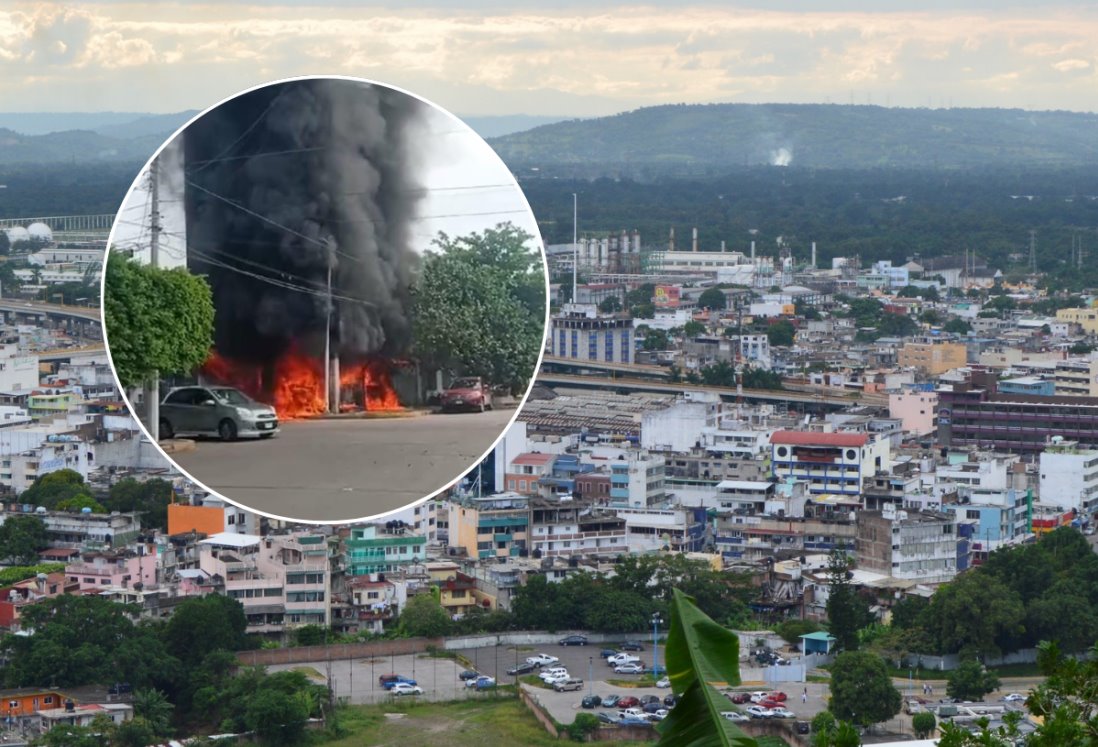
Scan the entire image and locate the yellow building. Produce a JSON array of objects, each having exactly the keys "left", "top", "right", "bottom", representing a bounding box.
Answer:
[
  {"left": 450, "top": 493, "right": 530, "bottom": 560},
  {"left": 898, "top": 339, "right": 967, "bottom": 376},
  {"left": 1056, "top": 307, "right": 1098, "bottom": 334}
]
